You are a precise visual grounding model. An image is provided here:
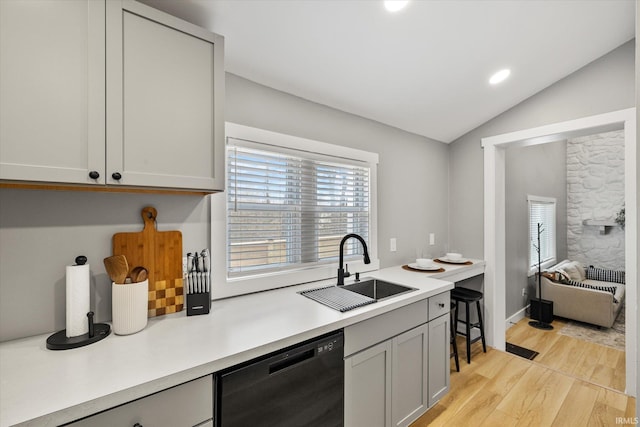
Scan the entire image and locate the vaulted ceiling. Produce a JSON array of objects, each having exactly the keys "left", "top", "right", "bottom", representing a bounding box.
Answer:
[{"left": 142, "top": 0, "right": 635, "bottom": 143}]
